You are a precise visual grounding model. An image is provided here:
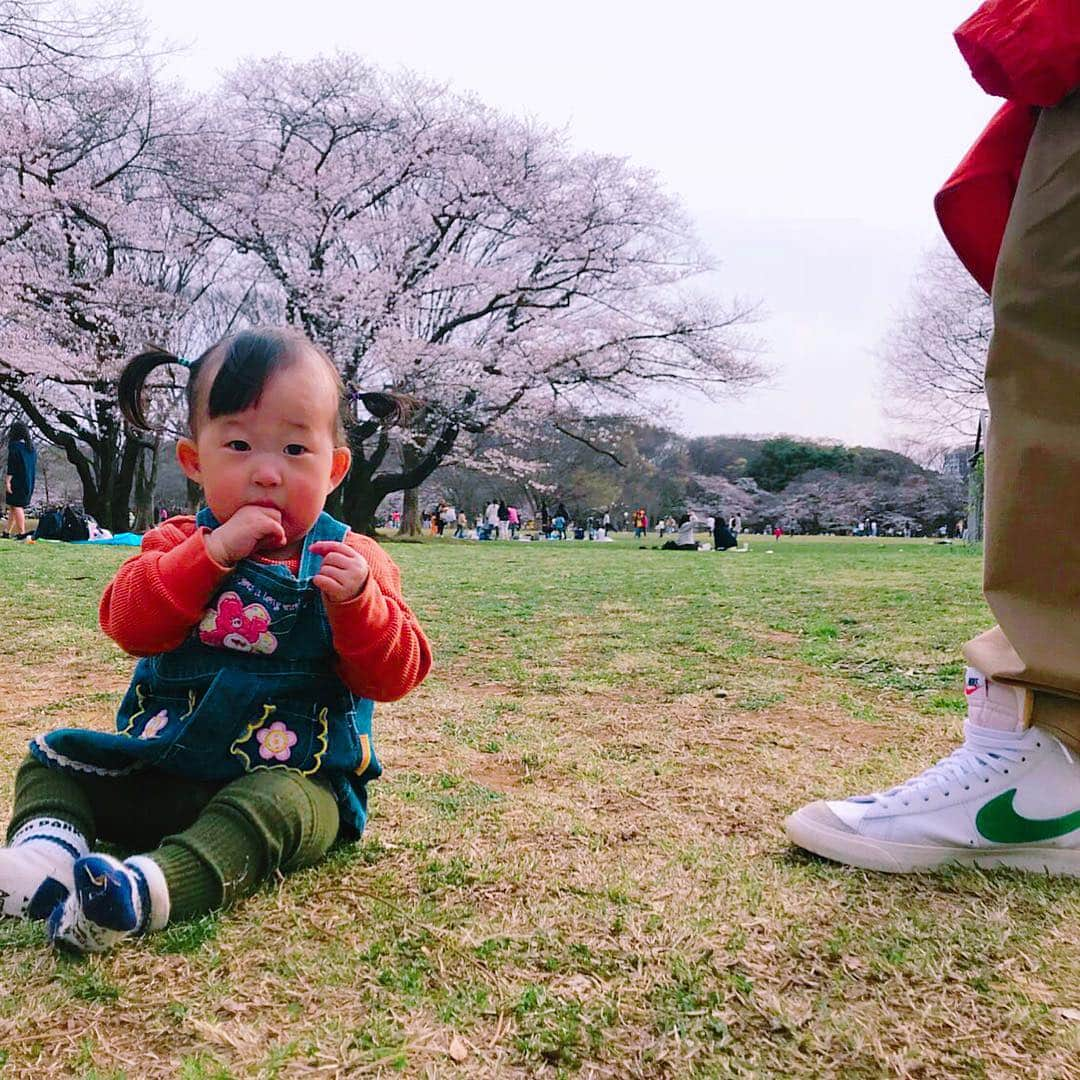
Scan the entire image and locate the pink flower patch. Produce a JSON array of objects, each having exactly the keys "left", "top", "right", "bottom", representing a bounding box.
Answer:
[
  {"left": 256, "top": 720, "right": 298, "bottom": 762},
  {"left": 198, "top": 592, "right": 278, "bottom": 655}
]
